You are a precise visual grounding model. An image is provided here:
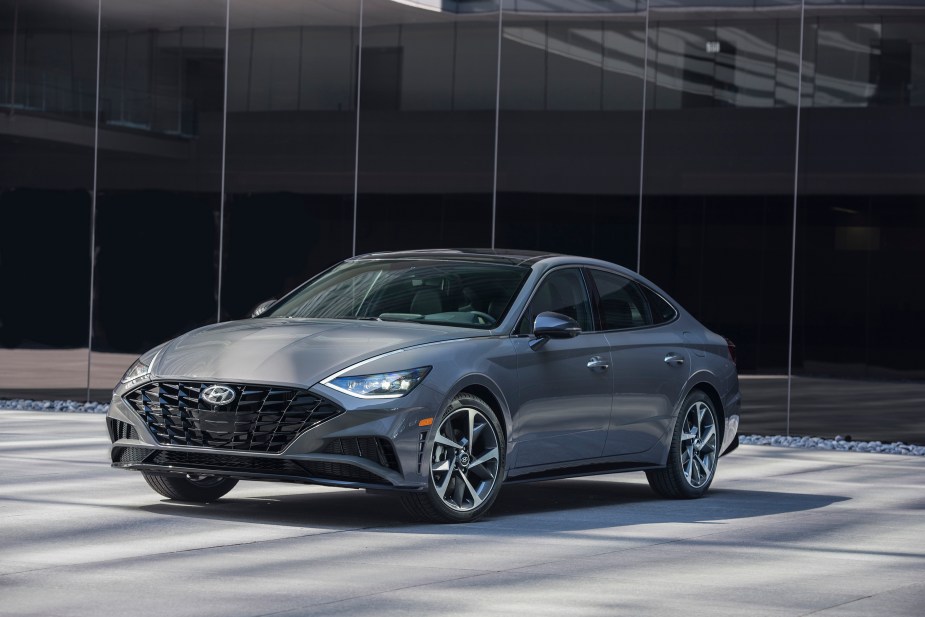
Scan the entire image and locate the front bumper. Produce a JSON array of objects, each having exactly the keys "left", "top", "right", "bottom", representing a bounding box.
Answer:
[{"left": 107, "top": 380, "right": 446, "bottom": 491}]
